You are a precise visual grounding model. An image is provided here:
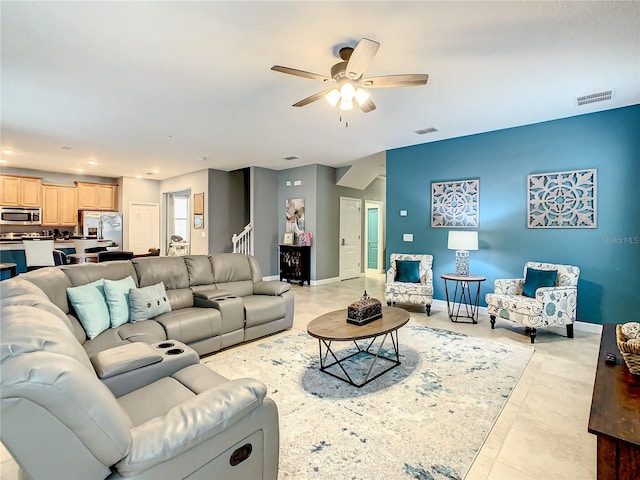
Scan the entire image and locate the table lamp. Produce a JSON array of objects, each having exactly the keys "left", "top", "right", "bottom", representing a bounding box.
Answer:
[{"left": 448, "top": 231, "right": 478, "bottom": 276}]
